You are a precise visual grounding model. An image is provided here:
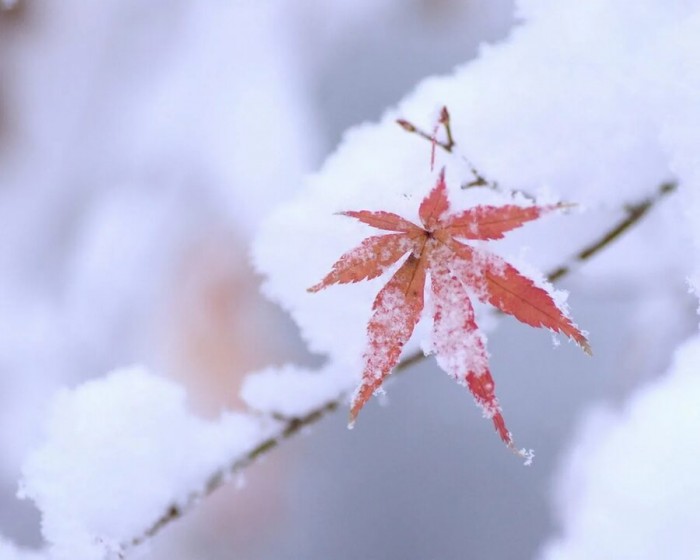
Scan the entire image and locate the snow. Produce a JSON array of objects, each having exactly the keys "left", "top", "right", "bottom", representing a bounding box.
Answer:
[
  {"left": 533, "top": 8, "right": 700, "bottom": 557},
  {"left": 19, "top": 366, "right": 273, "bottom": 560},
  {"left": 0, "top": 0, "right": 317, "bottom": 480},
  {"left": 538, "top": 334, "right": 700, "bottom": 560},
  {"left": 6, "top": 0, "right": 700, "bottom": 556},
  {"left": 0, "top": 537, "right": 45, "bottom": 560},
  {"left": 250, "top": 1, "right": 699, "bottom": 473},
  {"left": 241, "top": 364, "right": 351, "bottom": 419},
  {"left": 428, "top": 245, "right": 489, "bottom": 382},
  {"left": 253, "top": 0, "right": 695, "bottom": 372}
]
